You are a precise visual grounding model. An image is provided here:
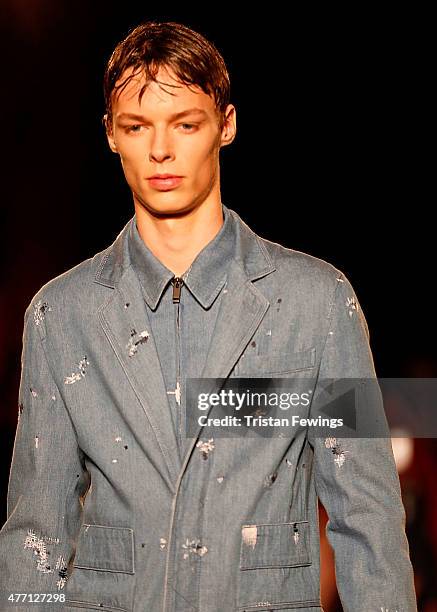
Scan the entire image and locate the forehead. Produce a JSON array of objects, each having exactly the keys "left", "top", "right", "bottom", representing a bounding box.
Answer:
[{"left": 112, "top": 65, "right": 215, "bottom": 116}]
